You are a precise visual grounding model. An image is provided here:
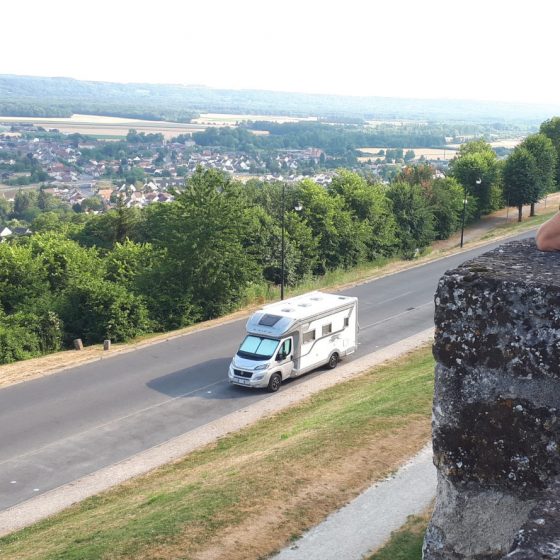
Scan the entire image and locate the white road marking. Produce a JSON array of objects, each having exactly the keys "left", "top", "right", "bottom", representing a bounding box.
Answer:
[
  {"left": 360, "top": 301, "right": 433, "bottom": 331},
  {"left": 359, "top": 291, "right": 413, "bottom": 308},
  {"left": 0, "top": 378, "right": 228, "bottom": 468}
]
